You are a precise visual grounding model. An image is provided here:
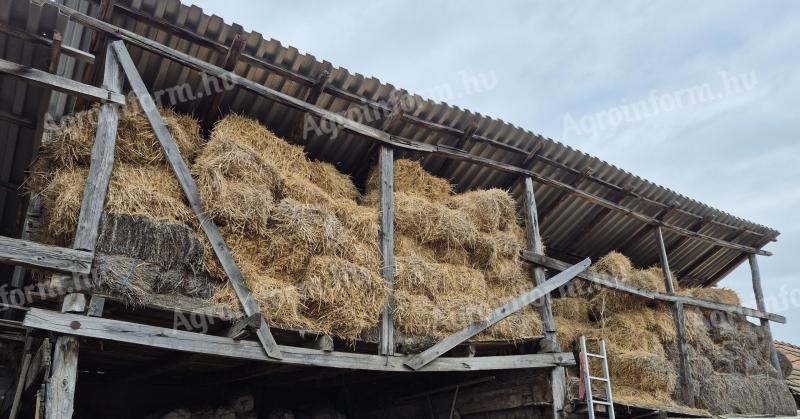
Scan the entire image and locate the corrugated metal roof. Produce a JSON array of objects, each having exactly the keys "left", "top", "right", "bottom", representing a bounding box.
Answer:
[{"left": 0, "top": 0, "right": 780, "bottom": 287}]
